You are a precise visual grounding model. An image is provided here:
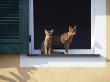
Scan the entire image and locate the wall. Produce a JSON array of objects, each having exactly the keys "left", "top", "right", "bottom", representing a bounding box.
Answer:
[{"left": 0, "top": 0, "right": 110, "bottom": 82}]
